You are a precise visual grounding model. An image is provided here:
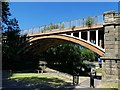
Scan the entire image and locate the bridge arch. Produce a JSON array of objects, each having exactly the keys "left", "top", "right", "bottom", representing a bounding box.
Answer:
[{"left": 25, "top": 34, "right": 105, "bottom": 56}]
